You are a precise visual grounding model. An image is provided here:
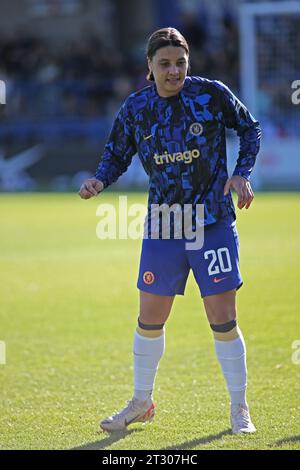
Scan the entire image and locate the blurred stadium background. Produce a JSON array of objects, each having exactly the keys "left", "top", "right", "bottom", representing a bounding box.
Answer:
[{"left": 0, "top": 0, "right": 299, "bottom": 192}]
